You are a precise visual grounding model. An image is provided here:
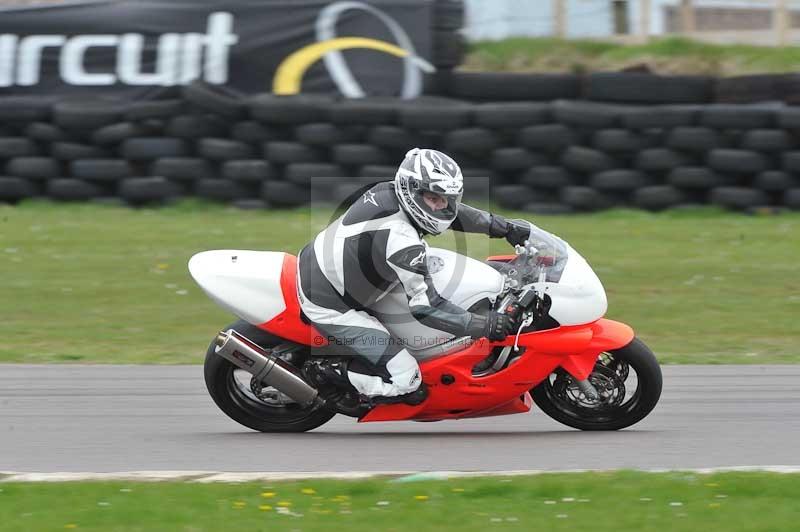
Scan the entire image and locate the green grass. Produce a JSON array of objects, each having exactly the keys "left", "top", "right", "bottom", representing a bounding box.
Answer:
[
  {"left": 1, "top": 472, "right": 798, "bottom": 531},
  {"left": 465, "top": 36, "right": 800, "bottom": 76},
  {"left": 0, "top": 200, "right": 798, "bottom": 364}
]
